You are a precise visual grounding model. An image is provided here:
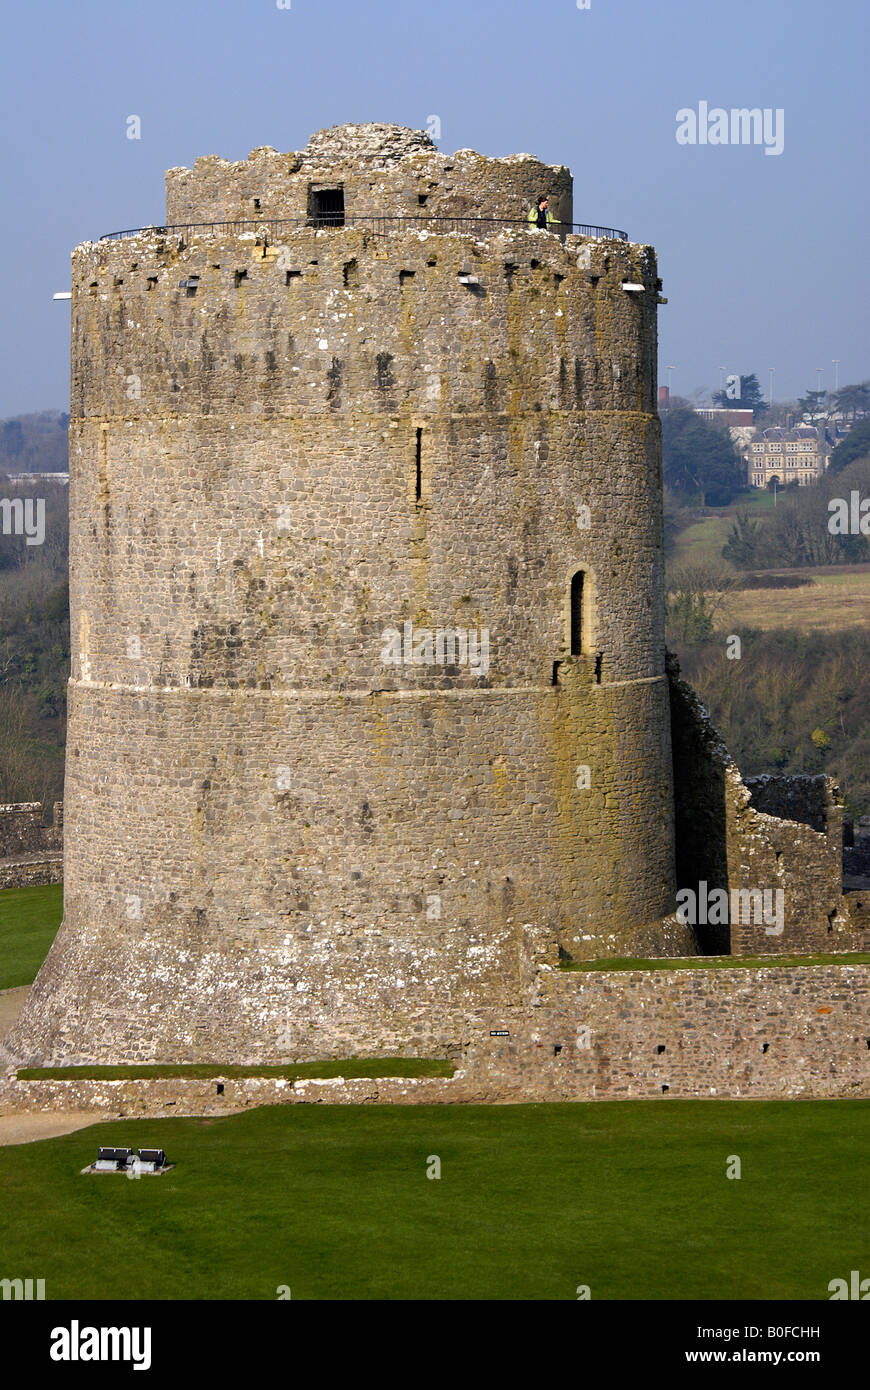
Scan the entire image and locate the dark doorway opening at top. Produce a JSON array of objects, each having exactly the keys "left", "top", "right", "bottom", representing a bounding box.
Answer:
[{"left": 308, "top": 186, "right": 345, "bottom": 227}]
